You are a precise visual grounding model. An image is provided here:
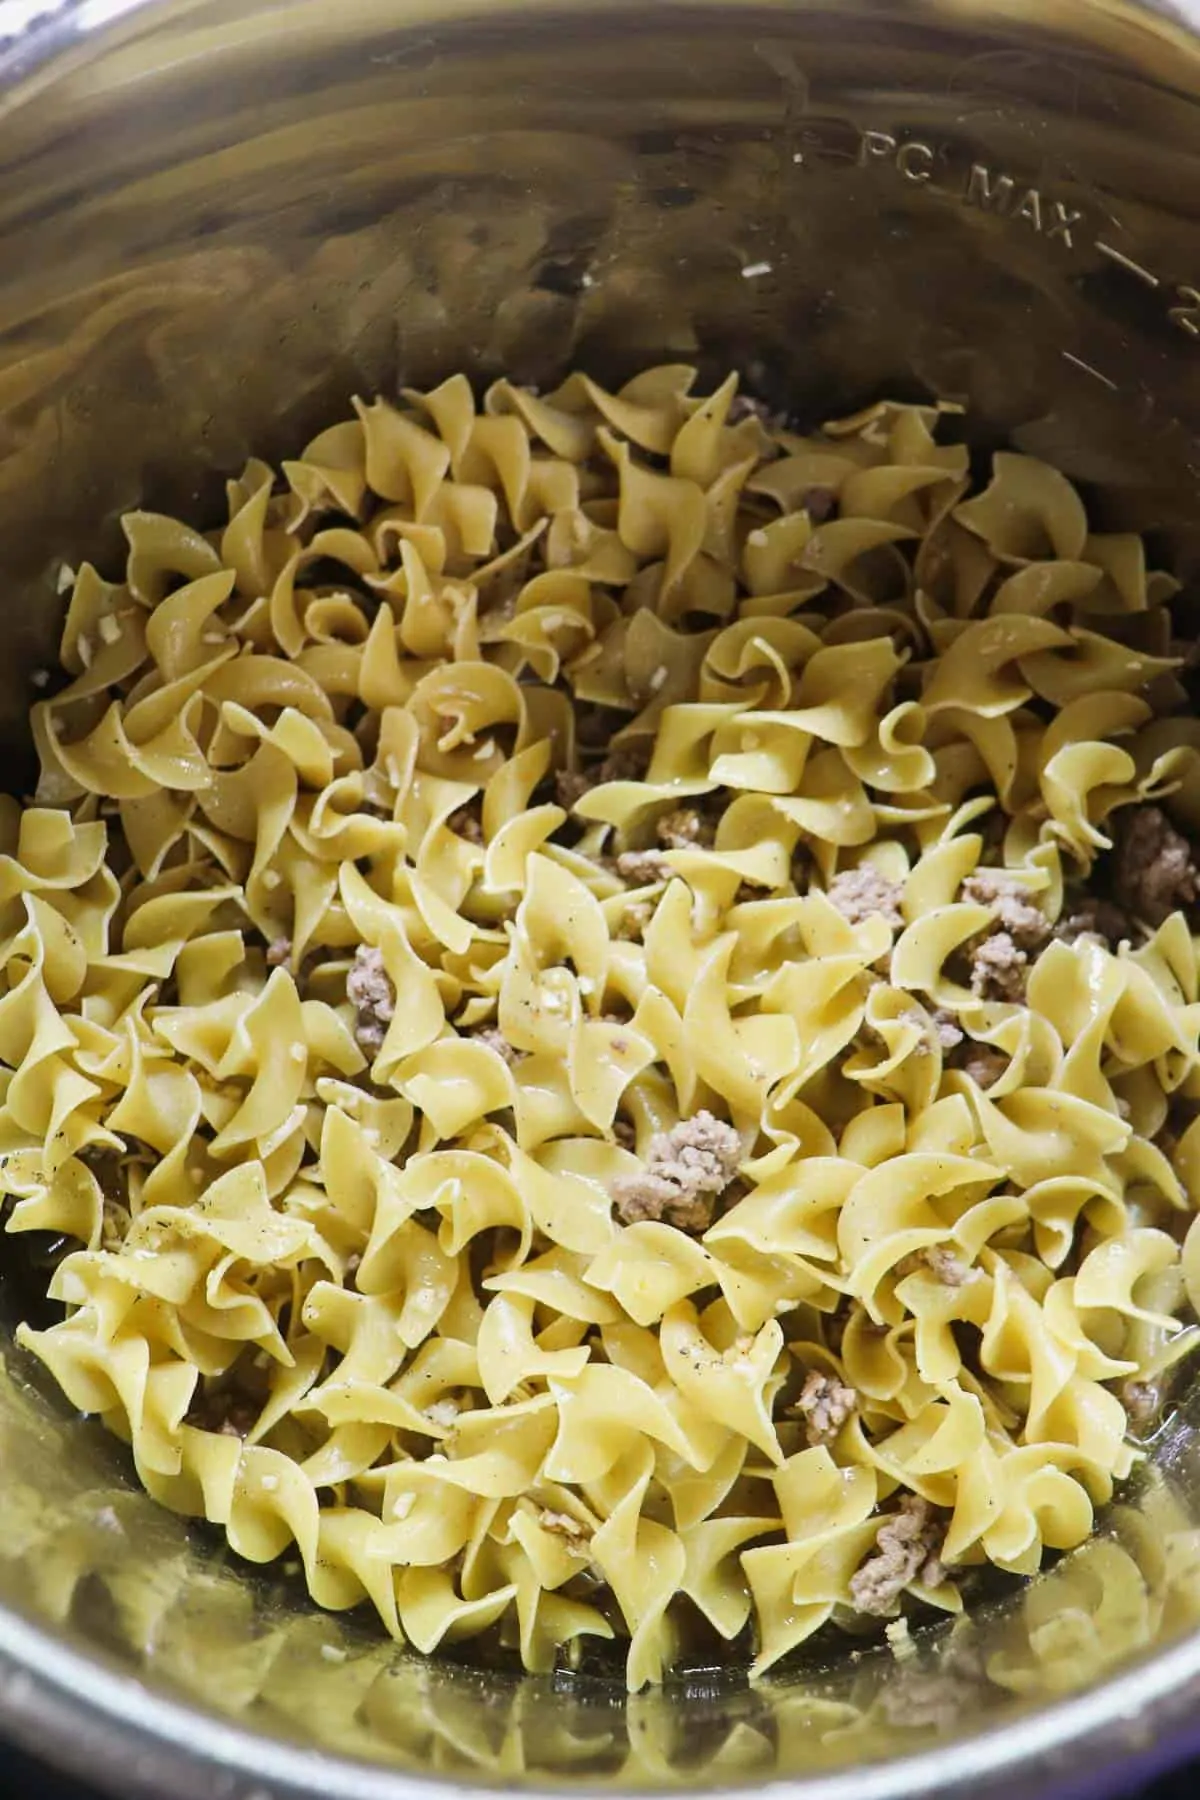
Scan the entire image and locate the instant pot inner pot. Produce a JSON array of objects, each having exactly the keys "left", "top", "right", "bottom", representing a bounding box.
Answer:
[{"left": 3, "top": 3, "right": 1200, "bottom": 1797}]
